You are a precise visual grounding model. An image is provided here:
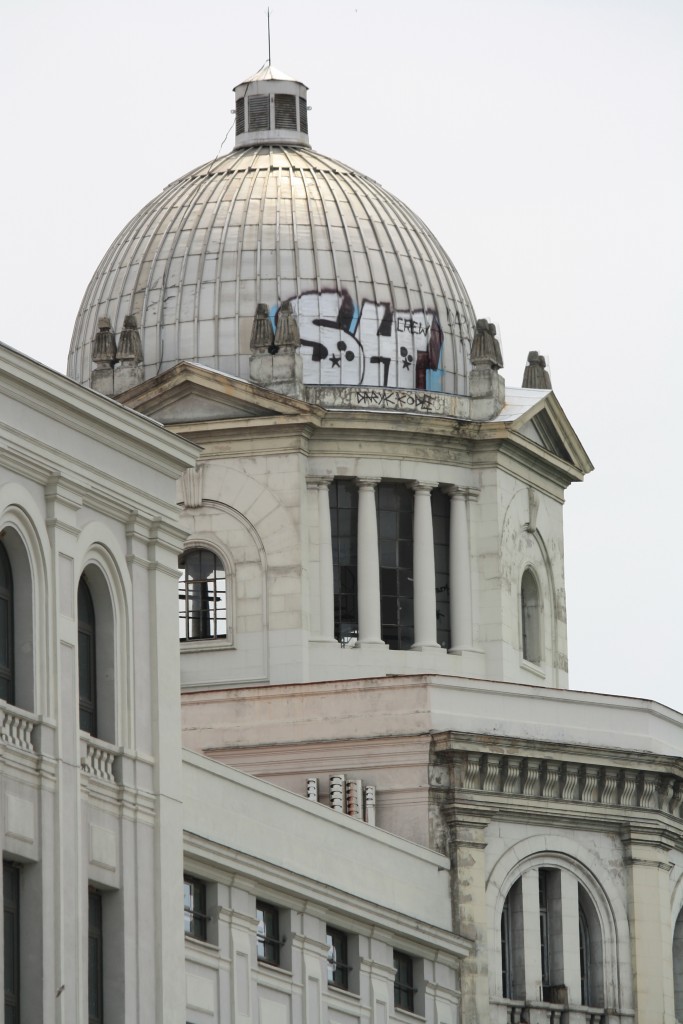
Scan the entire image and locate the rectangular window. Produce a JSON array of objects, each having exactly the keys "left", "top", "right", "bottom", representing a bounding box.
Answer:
[
  {"left": 330, "top": 480, "right": 359, "bottom": 646},
  {"left": 432, "top": 488, "right": 450, "bottom": 648},
  {"left": 248, "top": 95, "right": 270, "bottom": 132},
  {"left": 88, "top": 890, "right": 103, "bottom": 1024},
  {"left": 184, "top": 876, "right": 208, "bottom": 941},
  {"left": 393, "top": 950, "right": 415, "bottom": 1012},
  {"left": 378, "top": 484, "right": 414, "bottom": 650},
  {"left": 4, "top": 863, "right": 20, "bottom": 1024},
  {"left": 256, "top": 901, "right": 281, "bottom": 966},
  {"left": 326, "top": 927, "right": 350, "bottom": 990},
  {"left": 274, "top": 94, "right": 297, "bottom": 130}
]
